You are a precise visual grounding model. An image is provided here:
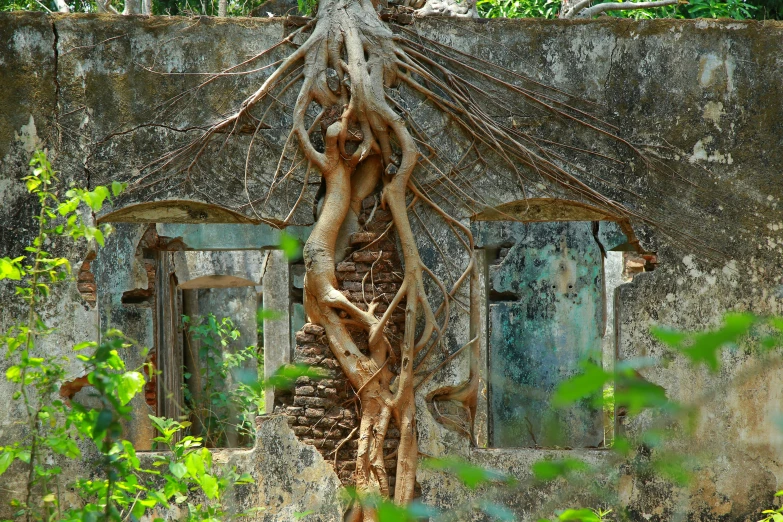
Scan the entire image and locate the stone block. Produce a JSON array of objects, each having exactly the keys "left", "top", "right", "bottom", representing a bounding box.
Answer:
[
  {"left": 336, "top": 261, "right": 356, "bottom": 272},
  {"left": 303, "top": 323, "right": 325, "bottom": 335},
  {"left": 305, "top": 407, "right": 325, "bottom": 418}
]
